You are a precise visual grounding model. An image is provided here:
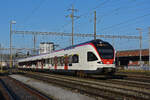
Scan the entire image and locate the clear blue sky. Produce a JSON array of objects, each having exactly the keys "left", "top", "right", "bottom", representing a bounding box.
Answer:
[{"left": 0, "top": 0, "right": 150, "bottom": 51}]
